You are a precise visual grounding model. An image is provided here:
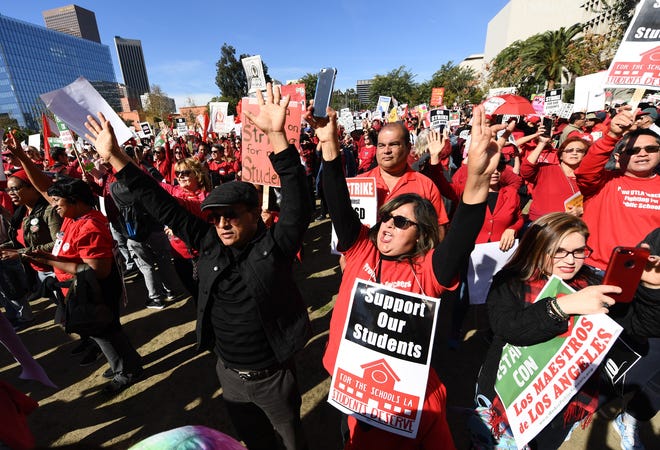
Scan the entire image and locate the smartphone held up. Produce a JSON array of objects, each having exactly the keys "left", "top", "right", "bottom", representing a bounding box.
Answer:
[
  {"left": 602, "top": 246, "right": 650, "bottom": 303},
  {"left": 312, "top": 68, "right": 337, "bottom": 119}
]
